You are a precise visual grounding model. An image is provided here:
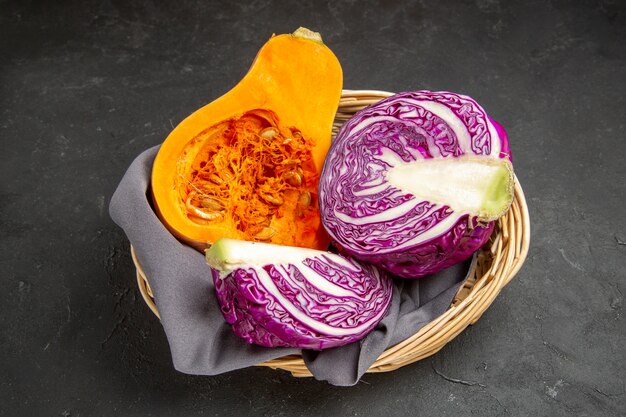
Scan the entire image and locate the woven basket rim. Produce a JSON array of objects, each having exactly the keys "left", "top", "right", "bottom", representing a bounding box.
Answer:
[{"left": 131, "top": 90, "right": 530, "bottom": 377}]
